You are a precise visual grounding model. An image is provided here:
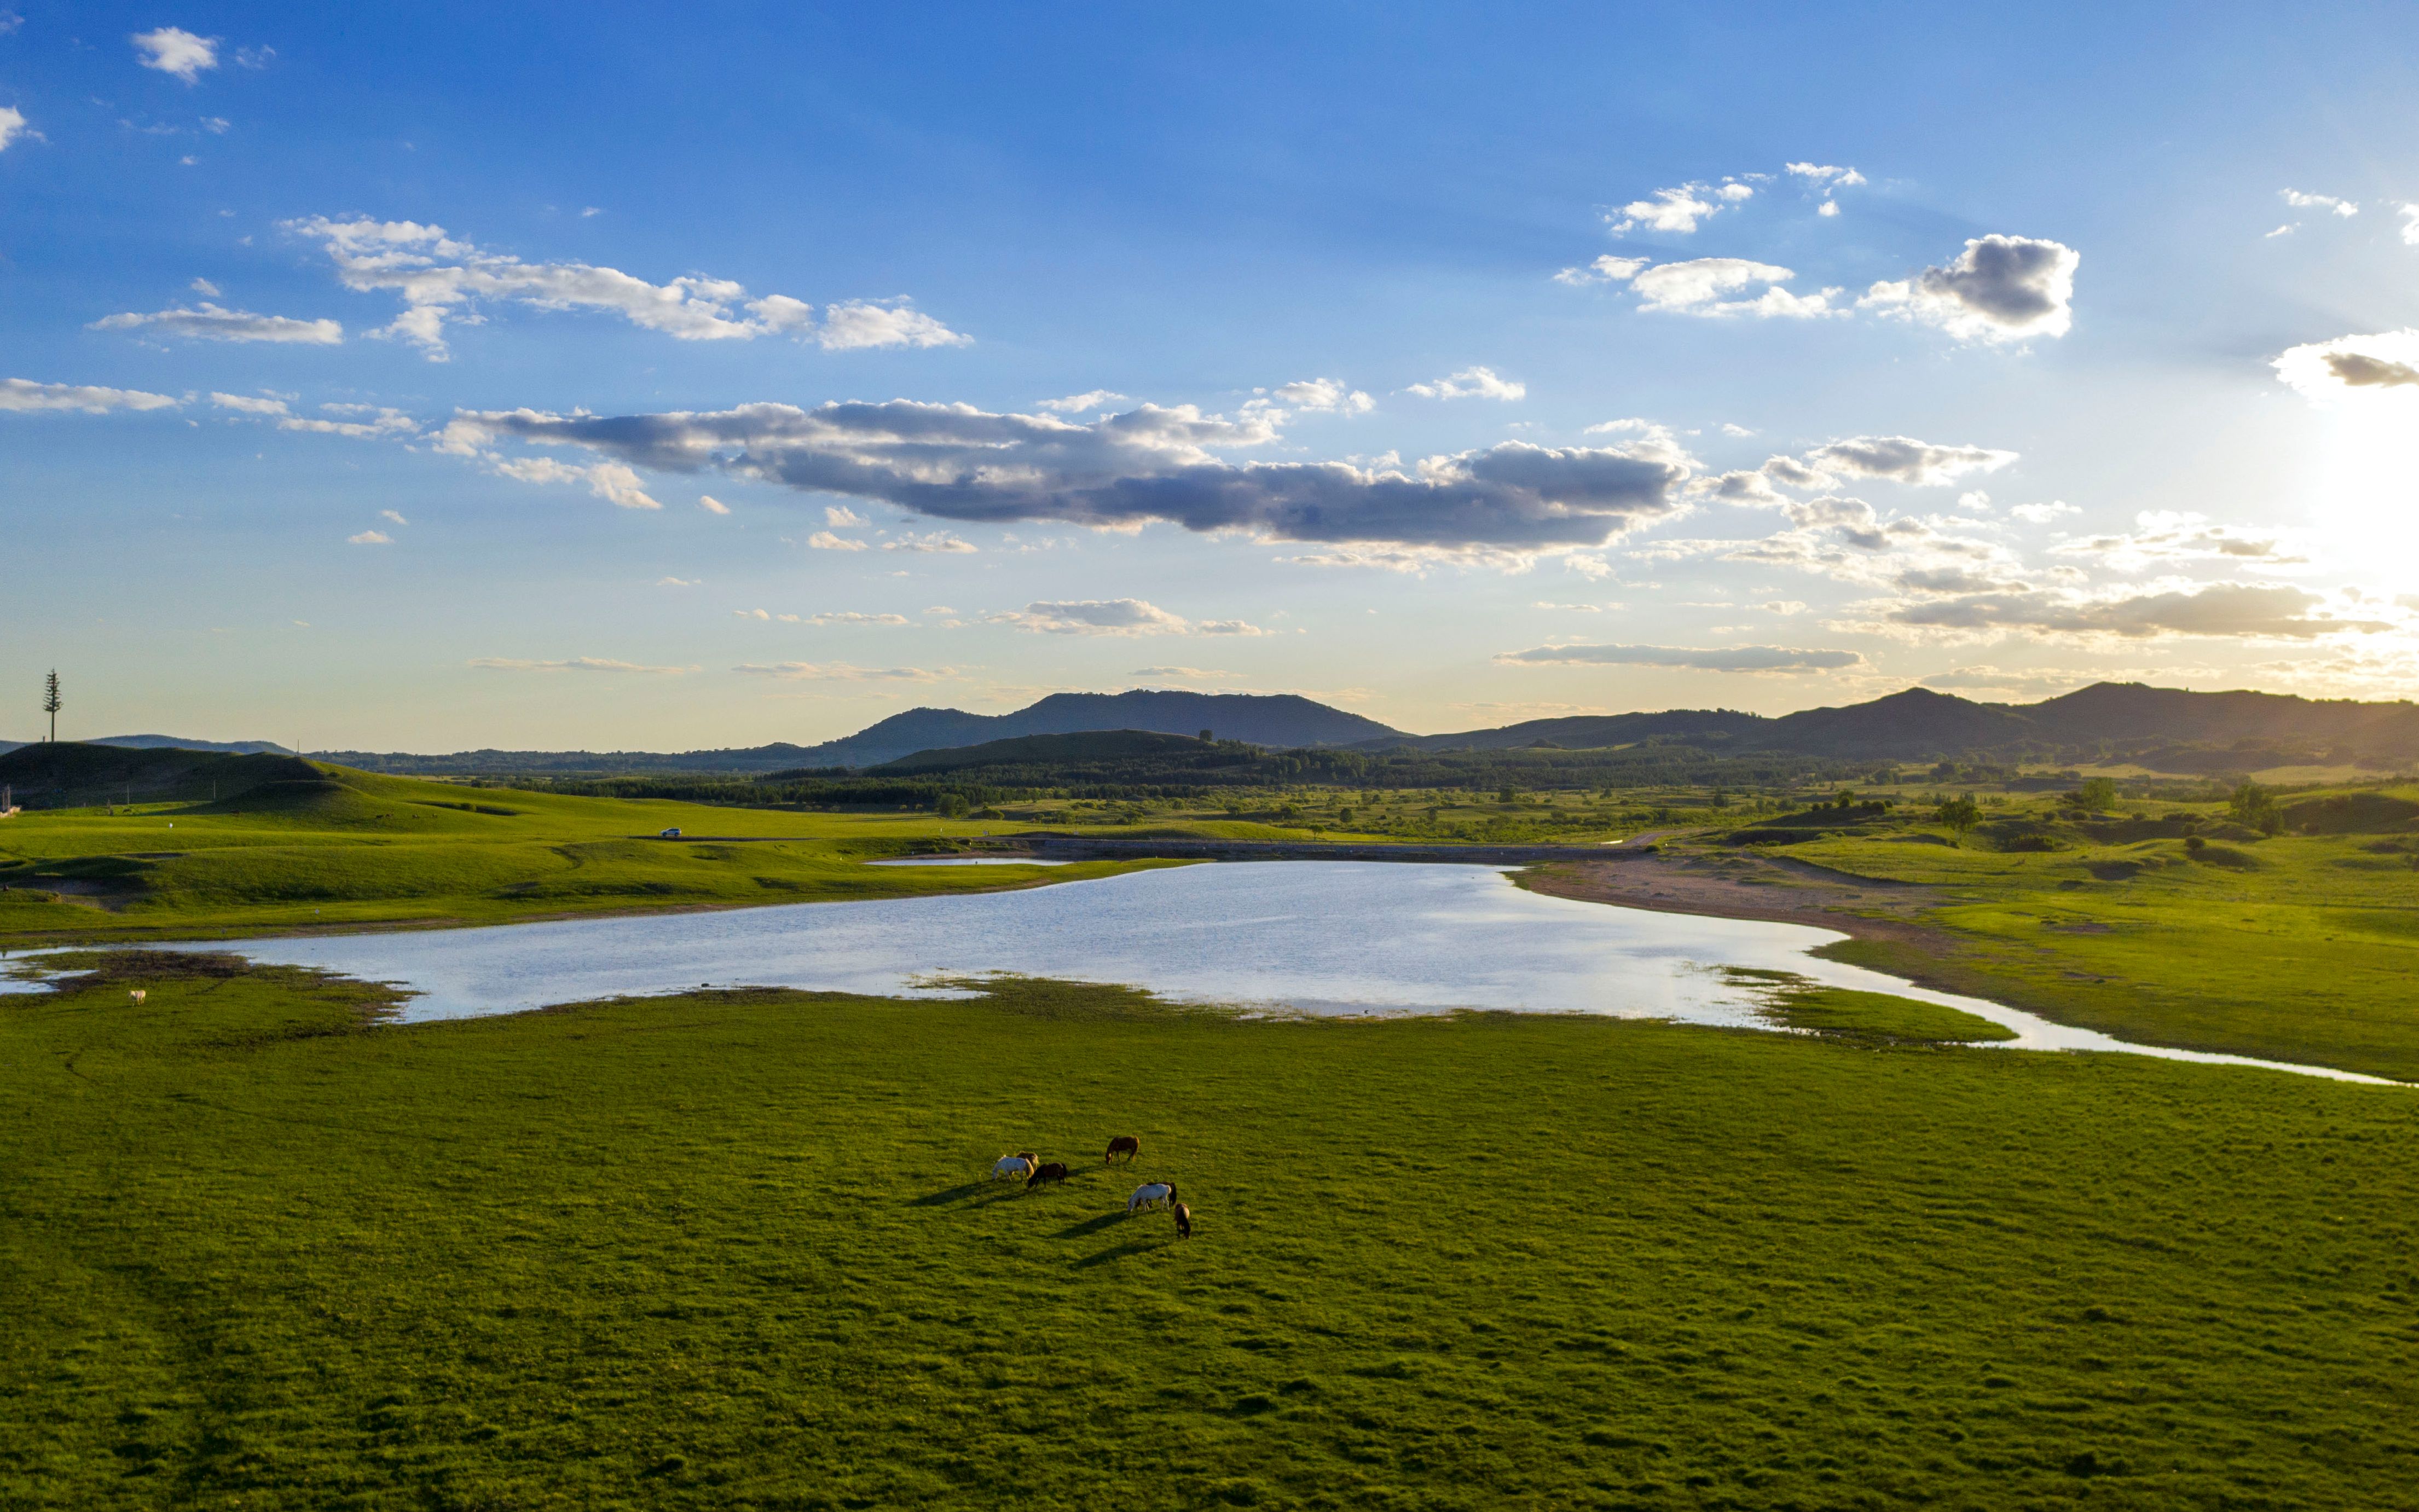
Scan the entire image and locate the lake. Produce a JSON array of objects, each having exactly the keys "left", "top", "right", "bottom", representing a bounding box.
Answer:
[{"left": 137, "top": 861, "right": 2390, "bottom": 1082}]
